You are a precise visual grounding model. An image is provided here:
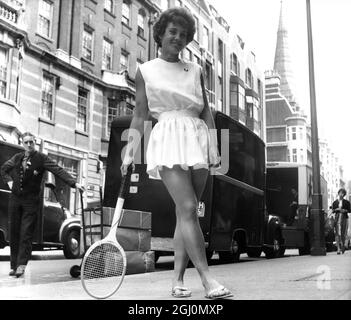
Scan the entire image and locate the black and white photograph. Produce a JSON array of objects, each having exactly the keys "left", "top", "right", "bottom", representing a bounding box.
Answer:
[{"left": 0, "top": 0, "right": 350, "bottom": 306}]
